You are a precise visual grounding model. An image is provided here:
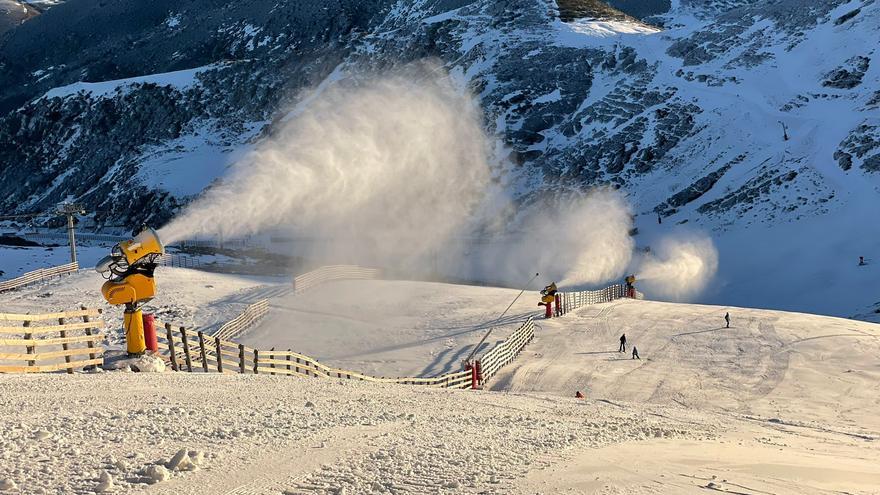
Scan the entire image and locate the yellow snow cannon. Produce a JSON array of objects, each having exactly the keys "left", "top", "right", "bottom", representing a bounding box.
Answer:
[
  {"left": 539, "top": 282, "right": 558, "bottom": 318},
  {"left": 540, "top": 282, "right": 557, "bottom": 303},
  {"left": 625, "top": 274, "right": 637, "bottom": 298},
  {"left": 96, "top": 227, "right": 165, "bottom": 356}
]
